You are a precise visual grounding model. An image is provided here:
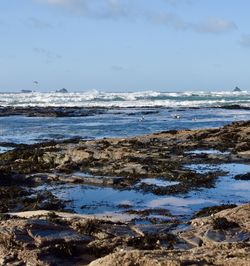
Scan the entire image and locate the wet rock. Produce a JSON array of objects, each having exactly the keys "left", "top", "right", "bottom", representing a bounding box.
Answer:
[
  {"left": 88, "top": 204, "right": 250, "bottom": 265},
  {"left": 235, "top": 142, "right": 250, "bottom": 152},
  {"left": 182, "top": 204, "right": 250, "bottom": 246},
  {"left": 126, "top": 235, "right": 161, "bottom": 250},
  {"left": 180, "top": 231, "right": 203, "bottom": 247},
  {"left": 193, "top": 204, "right": 237, "bottom": 218},
  {"left": 131, "top": 224, "right": 176, "bottom": 238},
  {"left": 0, "top": 184, "right": 66, "bottom": 214},
  {"left": 0, "top": 204, "right": 249, "bottom": 265},
  {"left": 221, "top": 104, "right": 250, "bottom": 110},
  {"left": 69, "top": 173, "right": 126, "bottom": 186},
  {"left": 0, "top": 121, "right": 250, "bottom": 264},
  {"left": 21, "top": 191, "right": 66, "bottom": 212},
  {"left": 125, "top": 208, "right": 172, "bottom": 217},
  {"left": 212, "top": 217, "right": 240, "bottom": 230},
  {"left": 1, "top": 120, "right": 250, "bottom": 194},
  {"left": 73, "top": 219, "right": 103, "bottom": 236},
  {"left": 234, "top": 172, "right": 250, "bottom": 180},
  {"left": 0, "top": 106, "right": 107, "bottom": 117},
  {"left": 0, "top": 217, "right": 94, "bottom": 265},
  {"left": 0, "top": 186, "right": 29, "bottom": 212},
  {"left": 205, "top": 228, "right": 250, "bottom": 243},
  {"left": 27, "top": 220, "right": 92, "bottom": 247}
]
